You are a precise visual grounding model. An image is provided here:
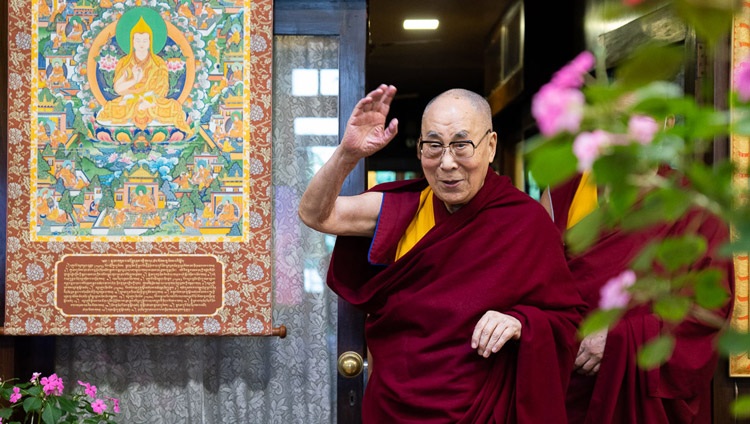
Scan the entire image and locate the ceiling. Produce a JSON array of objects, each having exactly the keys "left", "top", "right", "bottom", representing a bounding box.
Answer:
[{"left": 366, "top": 0, "right": 512, "bottom": 103}]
